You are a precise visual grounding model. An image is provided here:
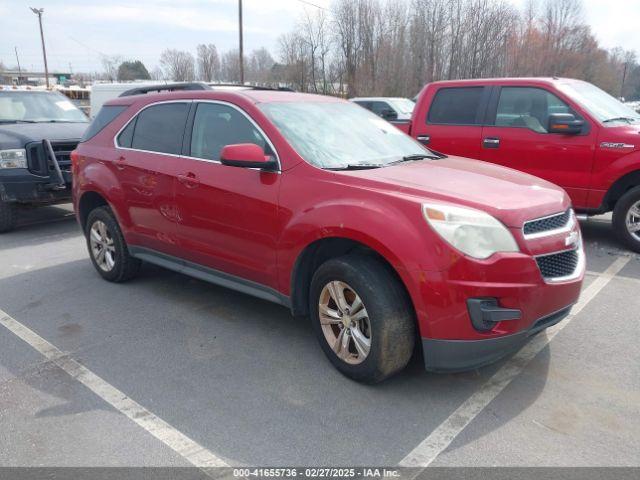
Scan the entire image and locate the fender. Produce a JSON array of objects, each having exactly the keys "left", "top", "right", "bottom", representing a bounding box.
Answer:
[
  {"left": 277, "top": 196, "right": 445, "bottom": 299},
  {"left": 76, "top": 160, "right": 130, "bottom": 230},
  {"left": 592, "top": 150, "right": 640, "bottom": 210}
]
